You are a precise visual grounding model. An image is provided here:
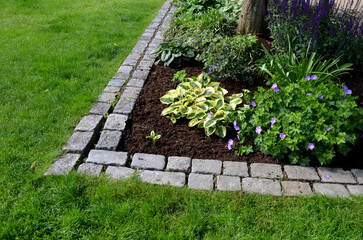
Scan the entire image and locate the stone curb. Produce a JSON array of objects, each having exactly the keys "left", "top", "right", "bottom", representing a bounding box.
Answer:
[{"left": 45, "top": 0, "right": 363, "bottom": 199}]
